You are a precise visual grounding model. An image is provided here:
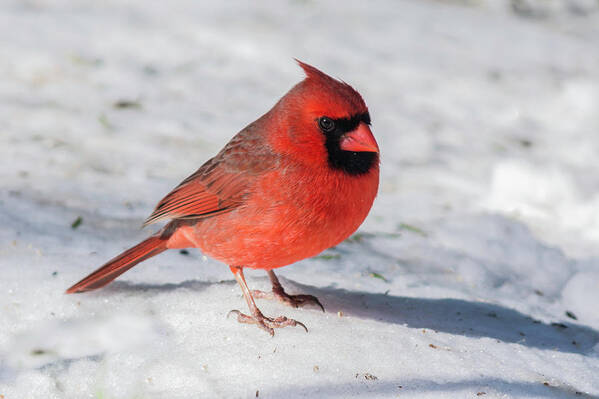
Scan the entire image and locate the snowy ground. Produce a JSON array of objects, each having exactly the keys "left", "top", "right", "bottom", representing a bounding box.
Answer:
[{"left": 1, "top": 1, "right": 599, "bottom": 398}]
